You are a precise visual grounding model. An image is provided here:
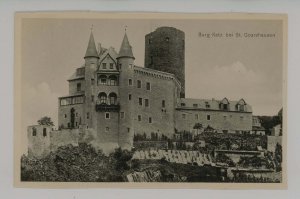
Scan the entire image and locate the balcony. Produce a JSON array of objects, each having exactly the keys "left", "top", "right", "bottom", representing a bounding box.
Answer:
[{"left": 95, "top": 103, "right": 120, "bottom": 112}]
